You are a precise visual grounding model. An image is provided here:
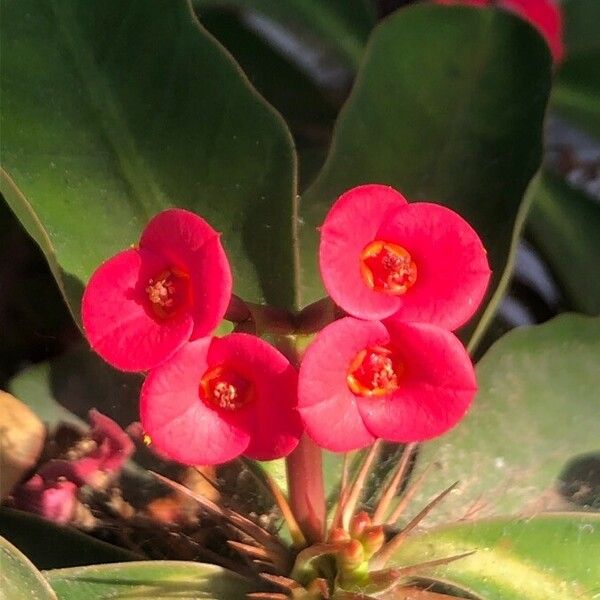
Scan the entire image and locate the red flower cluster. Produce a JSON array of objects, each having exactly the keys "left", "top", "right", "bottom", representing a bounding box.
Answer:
[
  {"left": 82, "top": 187, "right": 489, "bottom": 463},
  {"left": 435, "top": 0, "right": 564, "bottom": 64},
  {"left": 298, "top": 185, "right": 489, "bottom": 451},
  {"left": 82, "top": 209, "right": 301, "bottom": 464}
]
